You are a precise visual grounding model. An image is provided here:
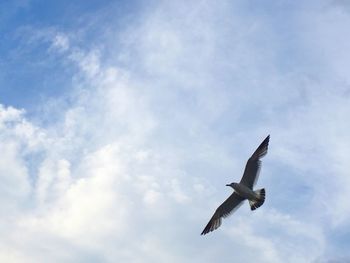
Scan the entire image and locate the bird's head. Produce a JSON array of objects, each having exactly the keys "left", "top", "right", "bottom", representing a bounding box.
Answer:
[{"left": 225, "top": 182, "right": 237, "bottom": 188}]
